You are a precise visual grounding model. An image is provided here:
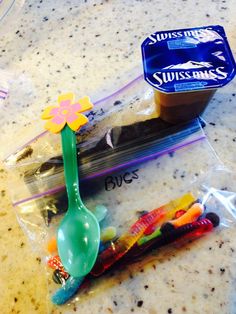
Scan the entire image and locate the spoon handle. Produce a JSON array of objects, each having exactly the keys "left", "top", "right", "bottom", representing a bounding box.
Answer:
[{"left": 61, "top": 125, "right": 82, "bottom": 209}]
